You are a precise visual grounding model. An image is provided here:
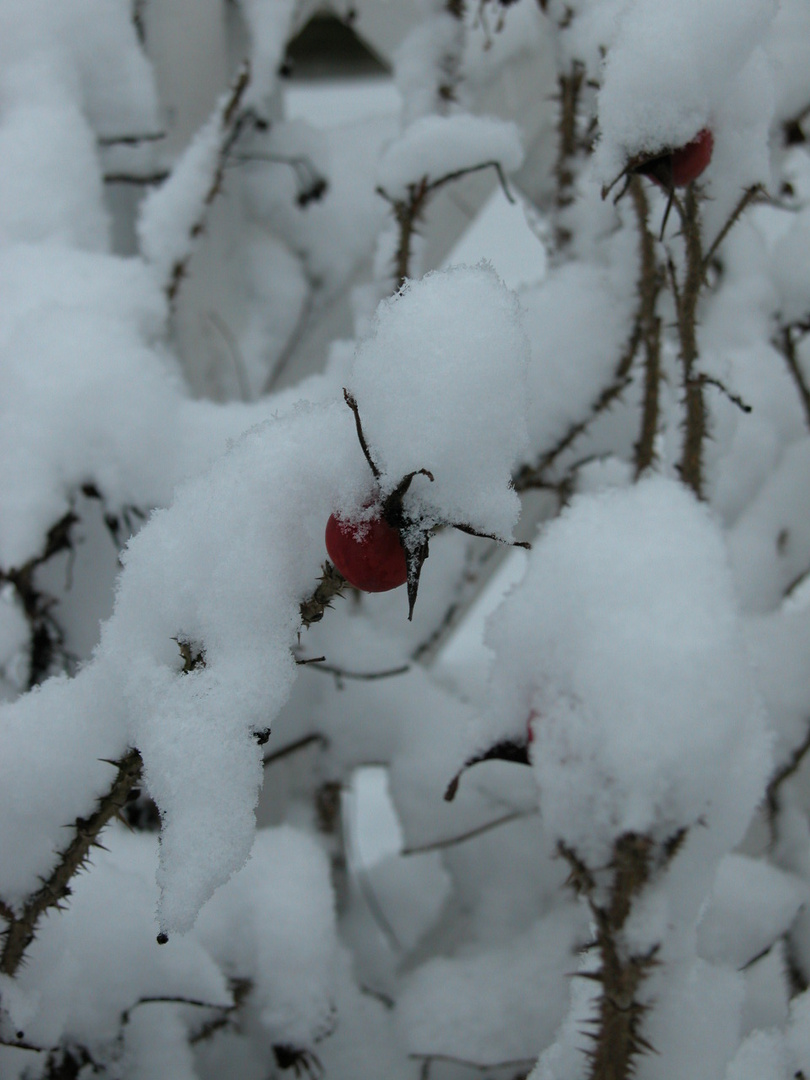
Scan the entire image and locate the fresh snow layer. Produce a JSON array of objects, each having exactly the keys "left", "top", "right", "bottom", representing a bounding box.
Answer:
[
  {"left": 348, "top": 264, "right": 530, "bottom": 539},
  {"left": 377, "top": 114, "right": 523, "bottom": 200},
  {"left": 593, "top": 0, "right": 778, "bottom": 189},
  {"left": 485, "top": 477, "right": 772, "bottom": 865}
]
